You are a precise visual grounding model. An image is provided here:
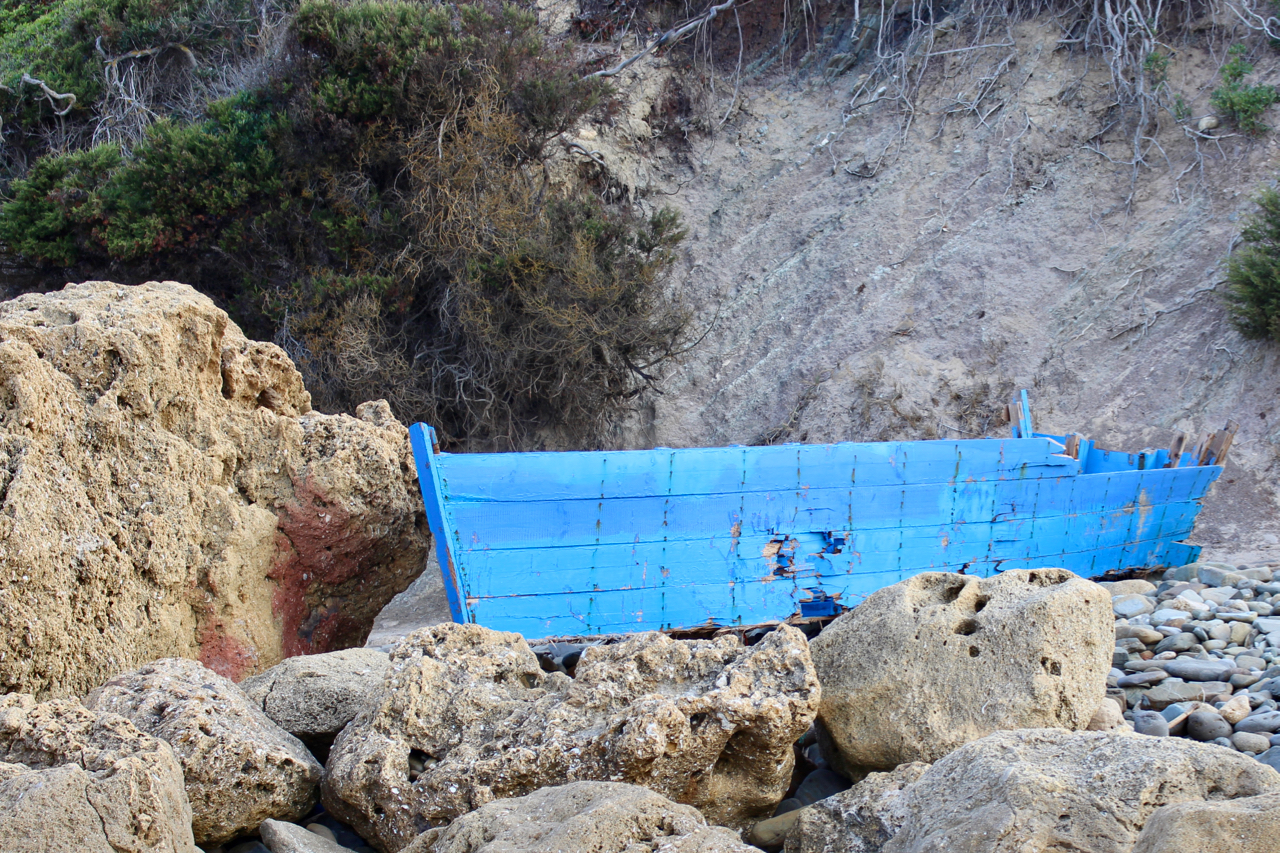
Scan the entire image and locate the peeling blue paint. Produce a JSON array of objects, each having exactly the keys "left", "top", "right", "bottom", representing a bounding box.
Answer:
[{"left": 409, "top": 401, "right": 1225, "bottom": 637}]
